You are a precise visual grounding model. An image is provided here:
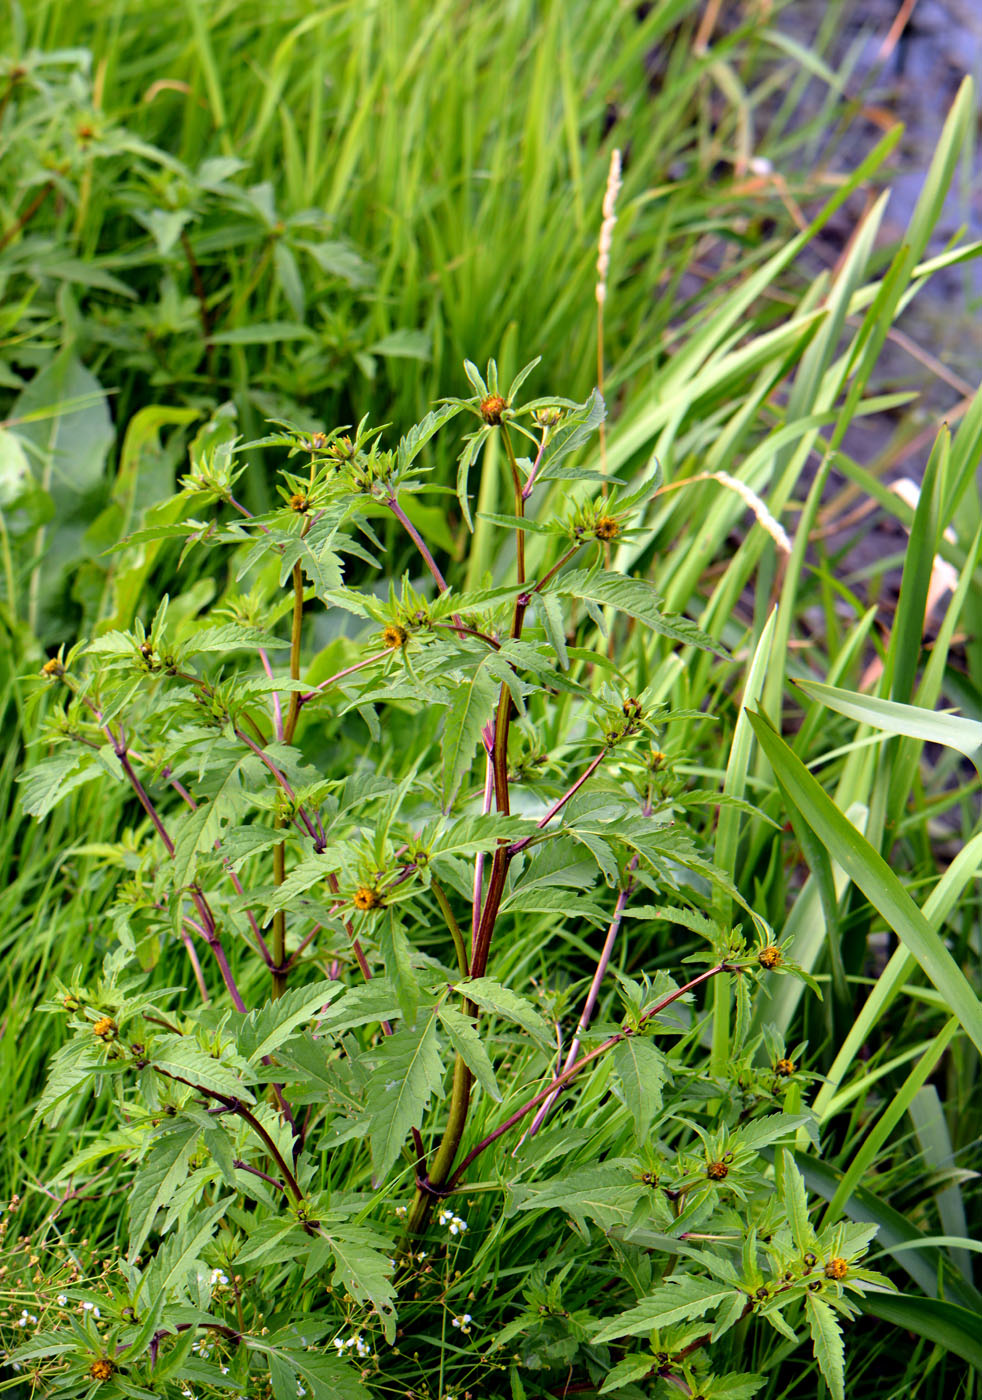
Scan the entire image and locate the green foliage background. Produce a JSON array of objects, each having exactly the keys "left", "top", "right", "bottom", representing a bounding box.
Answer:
[{"left": 1, "top": 1, "right": 981, "bottom": 1398}]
